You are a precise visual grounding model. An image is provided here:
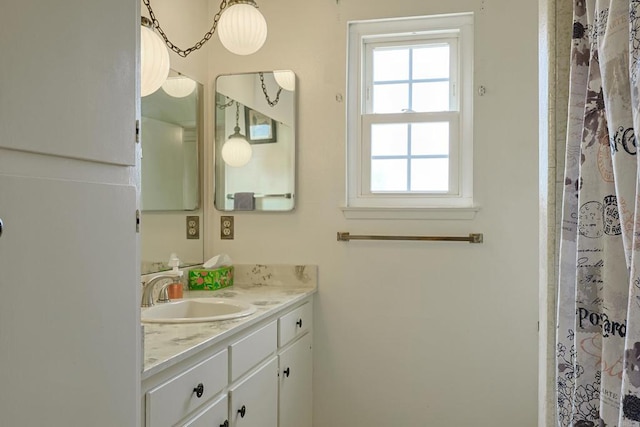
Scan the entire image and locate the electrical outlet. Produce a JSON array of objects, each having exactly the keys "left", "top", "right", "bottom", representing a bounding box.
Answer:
[
  {"left": 221, "top": 215, "right": 234, "bottom": 240},
  {"left": 186, "top": 216, "right": 199, "bottom": 239}
]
